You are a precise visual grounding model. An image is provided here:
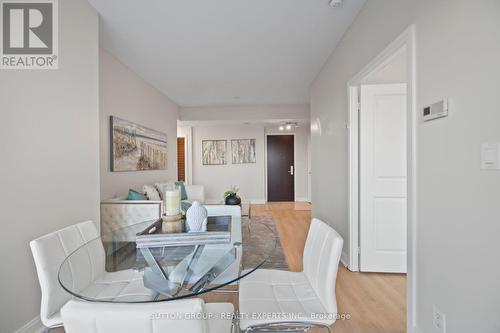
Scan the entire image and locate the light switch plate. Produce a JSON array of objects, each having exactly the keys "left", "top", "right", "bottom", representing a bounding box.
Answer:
[
  {"left": 433, "top": 306, "right": 446, "bottom": 333},
  {"left": 481, "top": 142, "right": 500, "bottom": 170}
]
